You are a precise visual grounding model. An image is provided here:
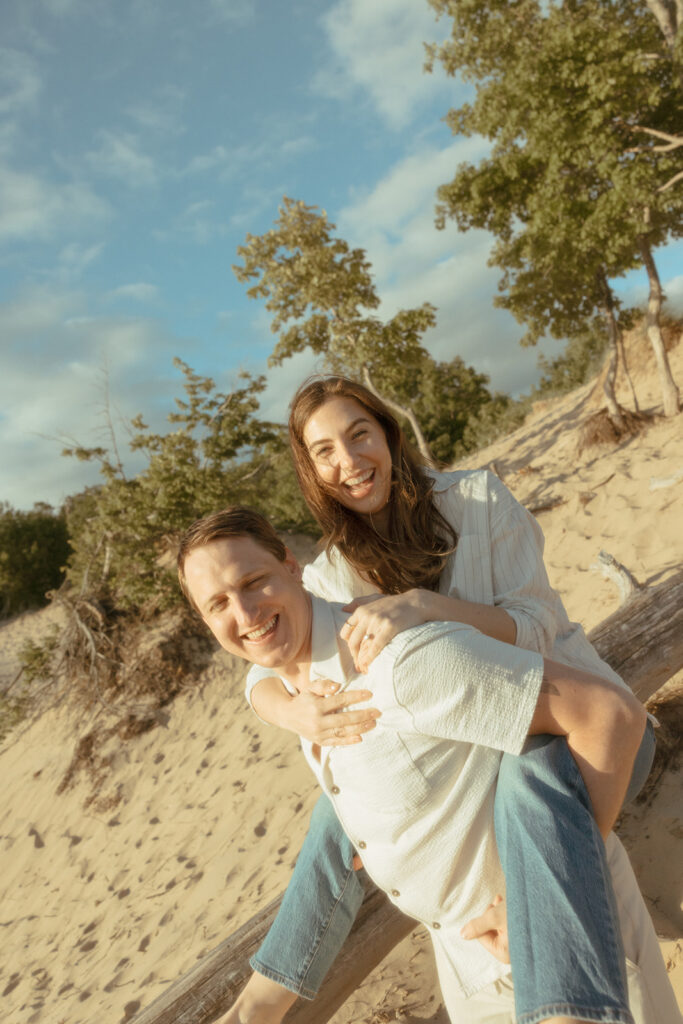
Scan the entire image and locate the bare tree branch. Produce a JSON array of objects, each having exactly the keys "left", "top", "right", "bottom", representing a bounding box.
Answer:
[{"left": 658, "top": 168, "right": 683, "bottom": 192}]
